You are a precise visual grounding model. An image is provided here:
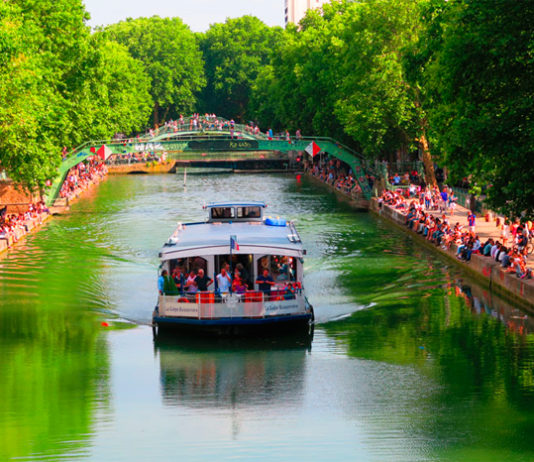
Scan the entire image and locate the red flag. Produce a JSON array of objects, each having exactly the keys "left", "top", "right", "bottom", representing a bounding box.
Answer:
[
  {"left": 305, "top": 141, "right": 321, "bottom": 157},
  {"left": 96, "top": 145, "right": 112, "bottom": 161}
]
